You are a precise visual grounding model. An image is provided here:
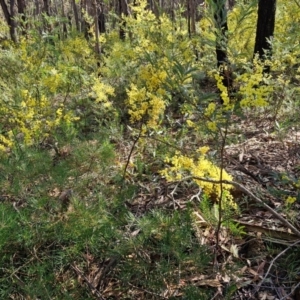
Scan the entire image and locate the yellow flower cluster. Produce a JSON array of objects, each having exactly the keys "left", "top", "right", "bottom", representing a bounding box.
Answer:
[
  {"left": 207, "top": 121, "right": 218, "bottom": 132},
  {"left": 0, "top": 88, "right": 78, "bottom": 151},
  {"left": 99, "top": 0, "right": 197, "bottom": 131},
  {"left": 91, "top": 78, "right": 115, "bottom": 109},
  {"left": 42, "top": 68, "right": 63, "bottom": 93},
  {"left": 0, "top": 134, "right": 13, "bottom": 151},
  {"left": 139, "top": 64, "right": 167, "bottom": 92},
  {"left": 0, "top": 35, "right": 98, "bottom": 152},
  {"left": 59, "top": 36, "right": 92, "bottom": 63},
  {"left": 122, "top": 8, "right": 175, "bottom": 129},
  {"left": 205, "top": 103, "right": 216, "bottom": 117},
  {"left": 285, "top": 196, "right": 296, "bottom": 205},
  {"left": 161, "top": 148, "right": 237, "bottom": 210},
  {"left": 236, "top": 58, "right": 273, "bottom": 108},
  {"left": 203, "top": 71, "right": 236, "bottom": 133},
  {"left": 126, "top": 84, "right": 166, "bottom": 128},
  {"left": 215, "top": 73, "right": 231, "bottom": 107}
]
